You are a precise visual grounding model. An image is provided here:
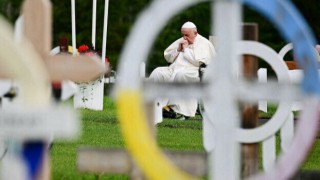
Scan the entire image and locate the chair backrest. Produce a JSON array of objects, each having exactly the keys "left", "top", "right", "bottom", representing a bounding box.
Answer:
[{"left": 198, "top": 36, "right": 216, "bottom": 81}]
